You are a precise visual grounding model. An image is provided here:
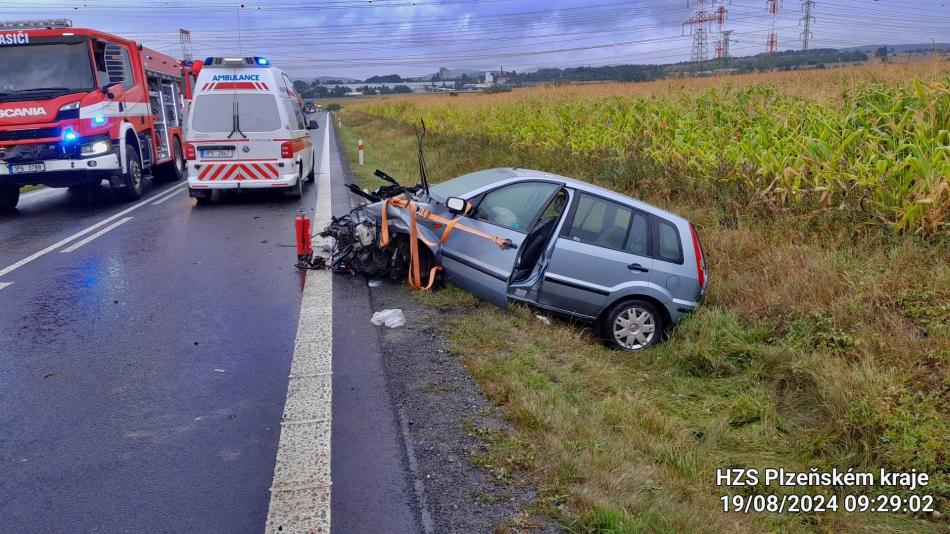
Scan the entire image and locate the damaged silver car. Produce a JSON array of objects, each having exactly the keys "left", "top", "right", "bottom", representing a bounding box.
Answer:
[{"left": 320, "top": 167, "right": 707, "bottom": 351}]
